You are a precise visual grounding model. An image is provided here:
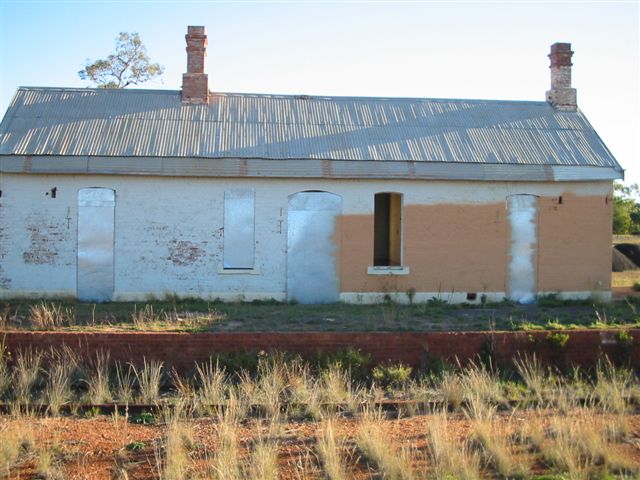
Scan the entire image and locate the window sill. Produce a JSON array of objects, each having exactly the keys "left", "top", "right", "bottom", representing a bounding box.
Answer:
[
  {"left": 217, "top": 266, "right": 262, "bottom": 275},
  {"left": 367, "top": 266, "right": 410, "bottom": 275}
]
